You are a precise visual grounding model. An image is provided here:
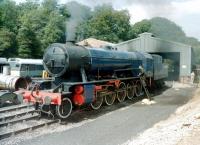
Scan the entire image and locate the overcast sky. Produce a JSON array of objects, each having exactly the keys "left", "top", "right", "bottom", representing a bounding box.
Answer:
[{"left": 15, "top": 0, "right": 200, "bottom": 40}]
